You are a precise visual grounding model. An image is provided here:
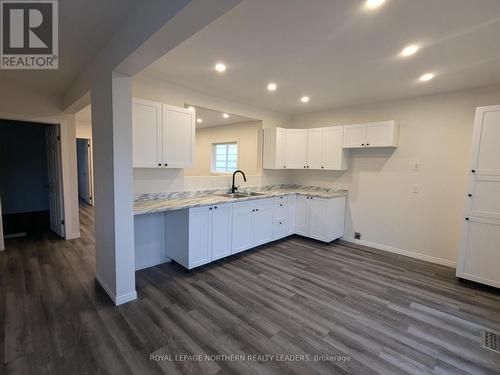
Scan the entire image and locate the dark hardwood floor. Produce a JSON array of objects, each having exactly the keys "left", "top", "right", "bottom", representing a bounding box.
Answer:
[{"left": 1, "top": 203, "right": 499, "bottom": 374}]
